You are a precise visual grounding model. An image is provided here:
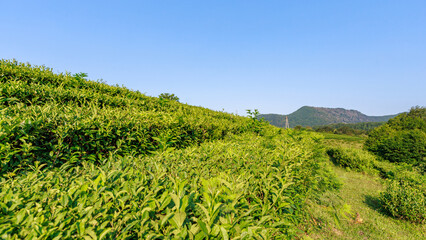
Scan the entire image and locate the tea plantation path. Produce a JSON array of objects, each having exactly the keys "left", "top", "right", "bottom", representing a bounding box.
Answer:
[{"left": 306, "top": 165, "right": 426, "bottom": 240}]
